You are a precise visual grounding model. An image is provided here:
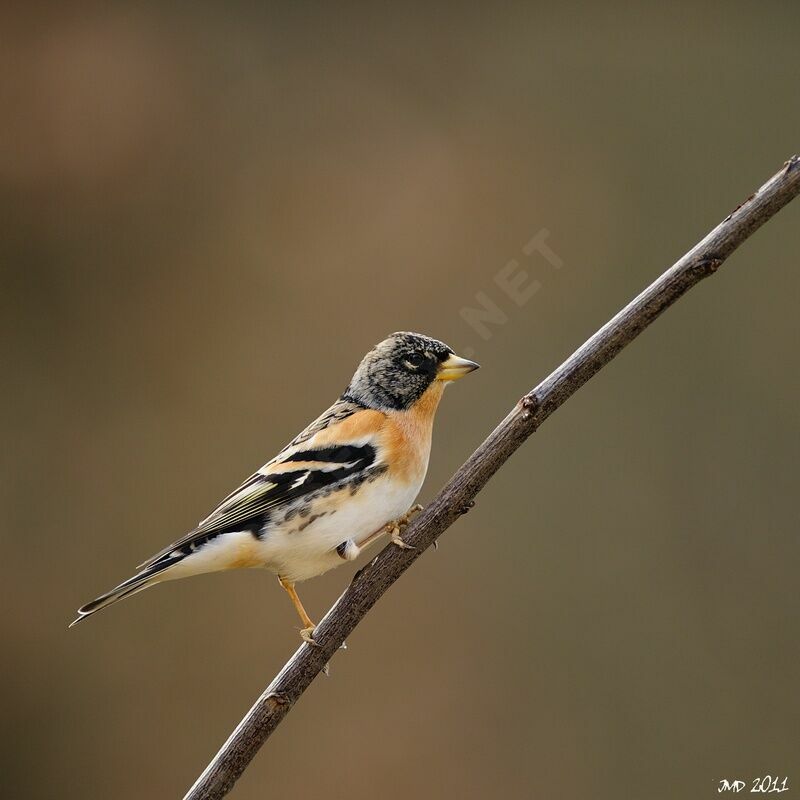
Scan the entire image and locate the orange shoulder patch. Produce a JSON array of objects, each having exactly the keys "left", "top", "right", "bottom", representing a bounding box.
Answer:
[{"left": 309, "top": 408, "right": 387, "bottom": 446}]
